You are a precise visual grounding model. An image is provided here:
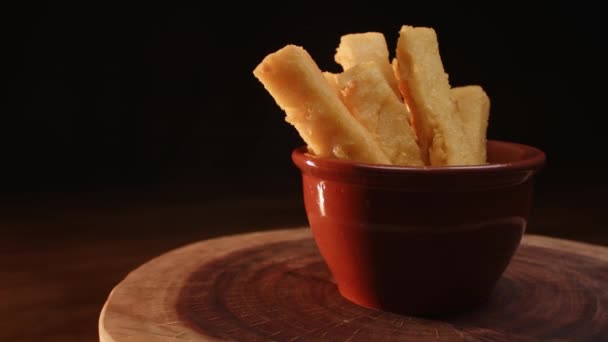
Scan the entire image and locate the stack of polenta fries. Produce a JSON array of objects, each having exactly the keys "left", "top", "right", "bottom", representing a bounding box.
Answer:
[{"left": 254, "top": 25, "right": 490, "bottom": 167}]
